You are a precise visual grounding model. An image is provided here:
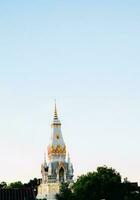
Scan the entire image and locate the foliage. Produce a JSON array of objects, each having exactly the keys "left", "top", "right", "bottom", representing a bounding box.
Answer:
[
  {"left": 56, "top": 182, "right": 75, "bottom": 200},
  {"left": 0, "top": 182, "right": 7, "bottom": 189},
  {"left": 25, "top": 178, "right": 38, "bottom": 188},
  {"left": 56, "top": 166, "right": 140, "bottom": 200},
  {"left": 73, "top": 166, "right": 122, "bottom": 200},
  {"left": 7, "top": 181, "right": 23, "bottom": 189},
  {"left": 122, "top": 181, "right": 140, "bottom": 200},
  {"left": 24, "top": 178, "right": 39, "bottom": 195}
]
